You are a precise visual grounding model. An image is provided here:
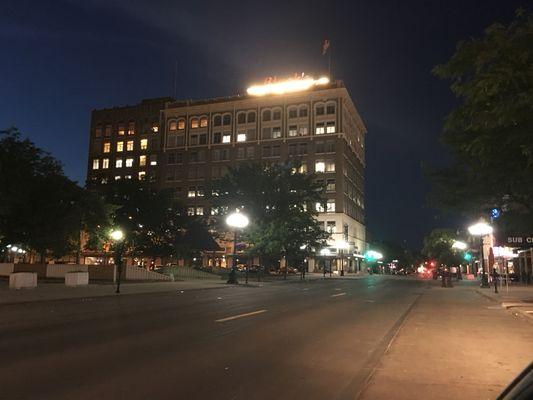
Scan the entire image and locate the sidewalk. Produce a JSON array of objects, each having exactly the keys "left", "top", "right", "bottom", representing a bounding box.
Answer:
[
  {"left": 475, "top": 282, "right": 533, "bottom": 320},
  {"left": 360, "top": 280, "right": 533, "bottom": 400},
  {"left": 0, "top": 279, "right": 229, "bottom": 305}
]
